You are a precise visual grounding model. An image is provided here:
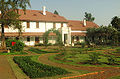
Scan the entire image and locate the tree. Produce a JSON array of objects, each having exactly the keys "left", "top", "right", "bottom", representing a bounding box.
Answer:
[
  {"left": 84, "top": 12, "right": 95, "bottom": 22},
  {"left": 111, "top": 16, "right": 120, "bottom": 31},
  {"left": 86, "top": 26, "right": 119, "bottom": 46},
  {"left": 0, "top": 0, "right": 30, "bottom": 49},
  {"left": 54, "top": 10, "right": 59, "bottom": 15}
]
